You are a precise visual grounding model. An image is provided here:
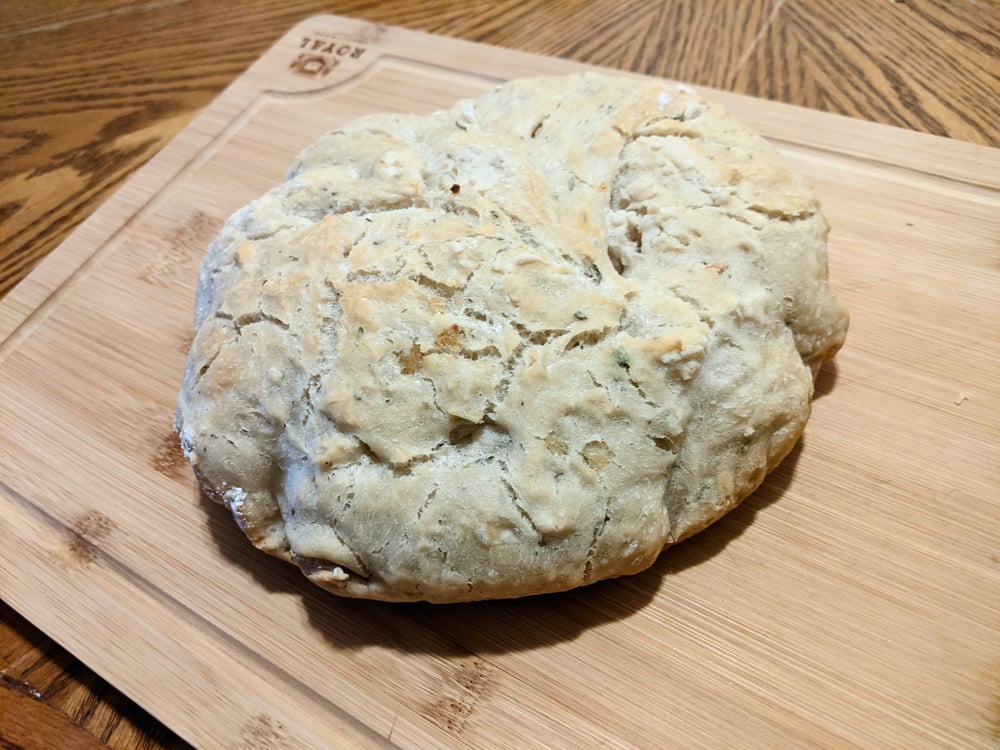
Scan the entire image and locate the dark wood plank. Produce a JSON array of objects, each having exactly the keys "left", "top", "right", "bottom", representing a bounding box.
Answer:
[
  {"left": 1, "top": 600, "right": 187, "bottom": 749},
  {"left": 730, "top": 0, "right": 1000, "bottom": 146}
]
